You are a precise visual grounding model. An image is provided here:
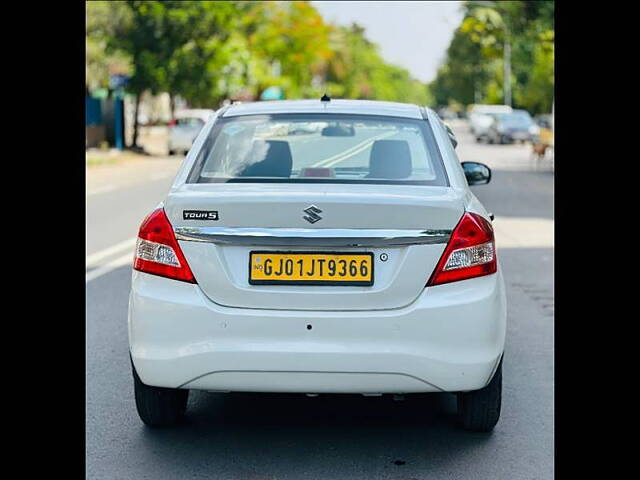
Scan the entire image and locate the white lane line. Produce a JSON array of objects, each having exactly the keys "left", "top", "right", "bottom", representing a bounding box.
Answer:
[
  {"left": 86, "top": 252, "right": 134, "bottom": 283},
  {"left": 86, "top": 237, "right": 137, "bottom": 269},
  {"left": 311, "top": 134, "right": 385, "bottom": 167},
  {"left": 322, "top": 131, "right": 396, "bottom": 168},
  {"left": 311, "top": 131, "right": 395, "bottom": 168},
  {"left": 323, "top": 132, "right": 395, "bottom": 168}
]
